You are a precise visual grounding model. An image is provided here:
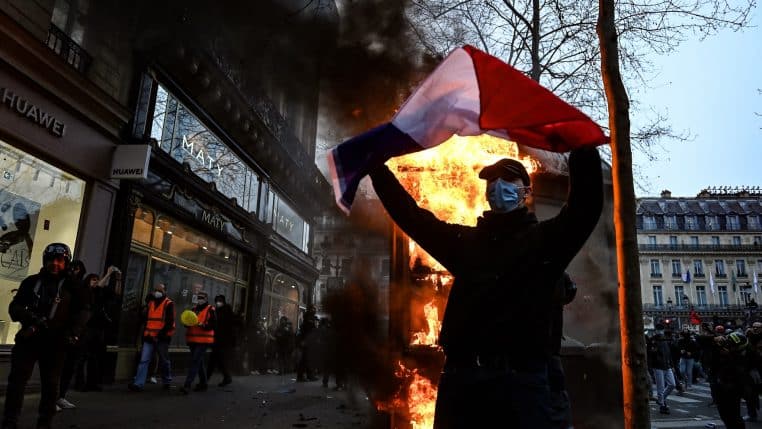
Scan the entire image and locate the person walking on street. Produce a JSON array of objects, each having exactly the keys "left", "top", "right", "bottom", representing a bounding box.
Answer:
[
  {"left": 207, "top": 295, "right": 233, "bottom": 387},
  {"left": 678, "top": 330, "right": 699, "bottom": 391},
  {"left": 180, "top": 291, "right": 216, "bottom": 394},
  {"left": 649, "top": 324, "right": 677, "bottom": 414},
  {"left": 369, "top": 147, "right": 603, "bottom": 428},
  {"left": 128, "top": 283, "right": 175, "bottom": 392},
  {"left": 56, "top": 260, "right": 88, "bottom": 410},
  {"left": 2, "top": 243, "right": 91, "bottom": 429}
]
